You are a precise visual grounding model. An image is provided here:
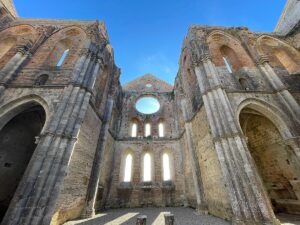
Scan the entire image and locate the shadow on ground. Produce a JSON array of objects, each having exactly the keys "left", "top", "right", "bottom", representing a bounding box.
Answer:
[{"left": 64, "top": 207, "right": 231, "bottom": 225}]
